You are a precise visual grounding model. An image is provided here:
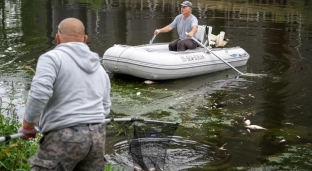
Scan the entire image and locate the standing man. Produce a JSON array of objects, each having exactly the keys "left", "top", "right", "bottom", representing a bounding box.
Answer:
[
  {"left": 17, "top": 18, "right": 111, "bottom": 170},
  {"left": 154, "top": 1, "right": 198, "bottom": 51}
]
